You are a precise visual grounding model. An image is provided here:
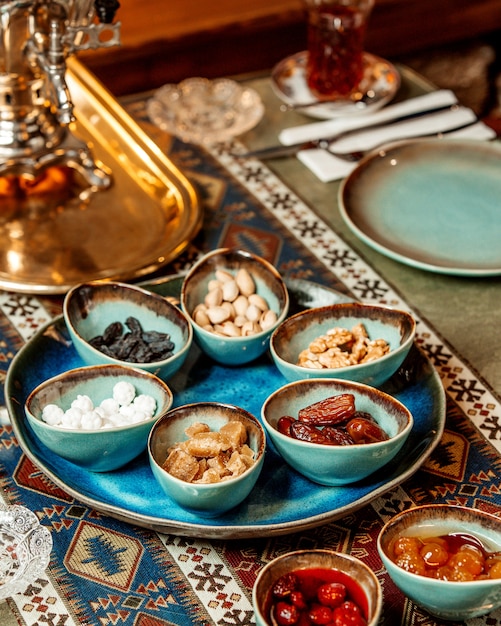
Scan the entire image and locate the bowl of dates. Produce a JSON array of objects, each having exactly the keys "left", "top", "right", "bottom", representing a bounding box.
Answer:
[
  {"left": 25, "top": 364, "right": 173, "bottom": 472},
  {"left": 180, "top": 248, "right": 289, "bottom": 365},
  {"left": 377, "top": 504, "right": 501, "bottom": 621},
  {"left": 261, "top": 378, "right": 413, "bottom": 485},
  {"left": 270, "top": 302, "right": 416, "bottom": 387},
  {"left": 64, "top": 280, "right": 193, "bottom": 380},
  {"left": 252, "top": 548, "right": 382, "bottom": 626},
  {"left": 148, "top": 401, "right": 266, "bottom": 516}
]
